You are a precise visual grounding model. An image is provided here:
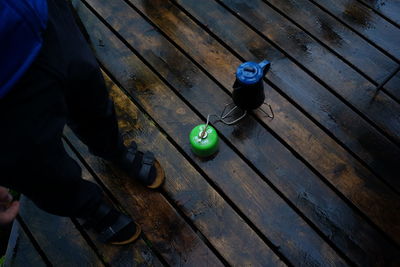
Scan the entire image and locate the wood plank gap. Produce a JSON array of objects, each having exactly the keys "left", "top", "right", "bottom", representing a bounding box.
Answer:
[
  {"left": 14, "top": 216, "right": 52, "bottom": 267},
  {"left": 168, "top": 0, "right": 400, "bottom": 246},
  {"left": 98, "top": 53, "right": 335, "bottom": 266},
  {"left": 18, "top": 197, "right": 106, "bottom": 266},
  {"left": 63, "top": 136, "right": 174, "bottom": 267},
  {"left": 83, "top": 0, "right": 400, "bottom": 255},
  {"left": 117, "top": 0, "right": 400, "bottom": 199},
  {"left": 355, "top": 0, "right": 400, "bottom": 29},
  {"left": 257, "top": 0, "right": 400, "bottom": 100},
  {"left": 61, "top": 49, "right": 284, "bottom": 264},
  {"left": 171, "top": 0, "right": 400, "bottom": 153},
  {"left": 376, "top": 66, "right": 400, "bottom": 91},
  {"left": 77, "top": 1, "right": 396, "bottom": 264},
  {"left": 308, "top": 0, "right": 400, "bottom": 64},
  {"left": 64, "top": 136, "right": 172, "bottom": 266},
  {"left": 259, "top": 0, "right": 400, "bottom": 105},
  {"left": 169, "top": 0, "right": 400, "bottom": 195},
  {"left": 62, "top": 143, "right": 159, "bottom": 266},
  {"left": 171, "top": 0, "right": 400, "bottom": 192},
  {"left": 68, "top": 218, "right": 111, "bottom": 267},
  {"left": 158, "top": 192, "right": 231, "bottom": 267},
  {"left": 5, "top": 221, "right": 47, "bottom": 267},
  {"left": 97, "top": 66, "right": 291, "bottom": 266},
  {"left": 82, "top": 6, "right": 354, "bottom": 264},
  {"left": 214, "top": 0, "right": 400, "bottom": 148},
  {"left": 264, "top": 74, "right": 400, "bottom": 196},
  {"left": 65, "top": 128, "right": 226, "bottom": 265}
]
